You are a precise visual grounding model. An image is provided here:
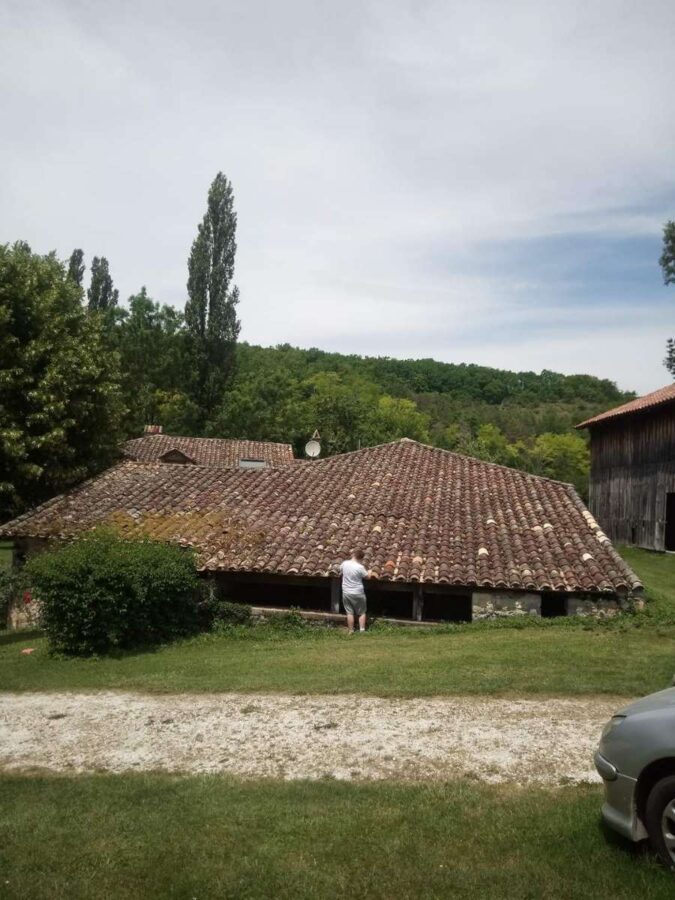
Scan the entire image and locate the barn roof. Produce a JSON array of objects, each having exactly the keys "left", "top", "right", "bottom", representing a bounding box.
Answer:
[
  {"left": 123, "top": 434, "right": 295, "bottom": 467},
  {"left": 577, "top": 383, "right": 675, "bottom": 429},
  {"left": 0, "top": 439, "right": 640, "bottom": 594}
]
